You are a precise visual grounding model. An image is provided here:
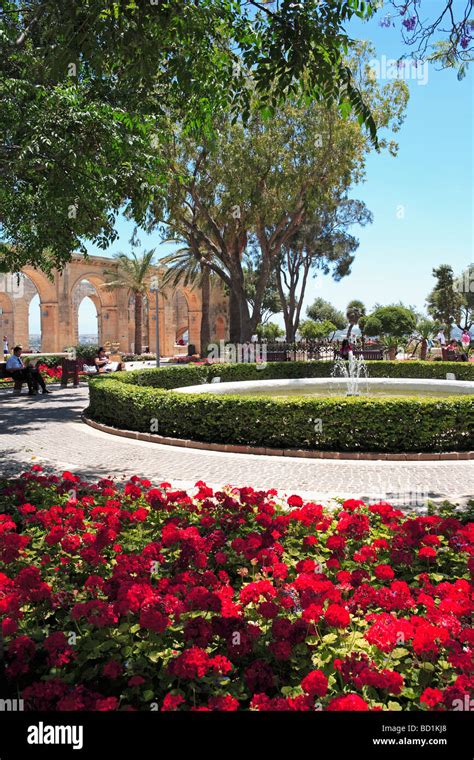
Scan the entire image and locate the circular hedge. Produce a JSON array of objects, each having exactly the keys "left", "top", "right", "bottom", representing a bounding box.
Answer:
[{"left": 86, "top": 361, "right": 474, "bottom": 453}]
